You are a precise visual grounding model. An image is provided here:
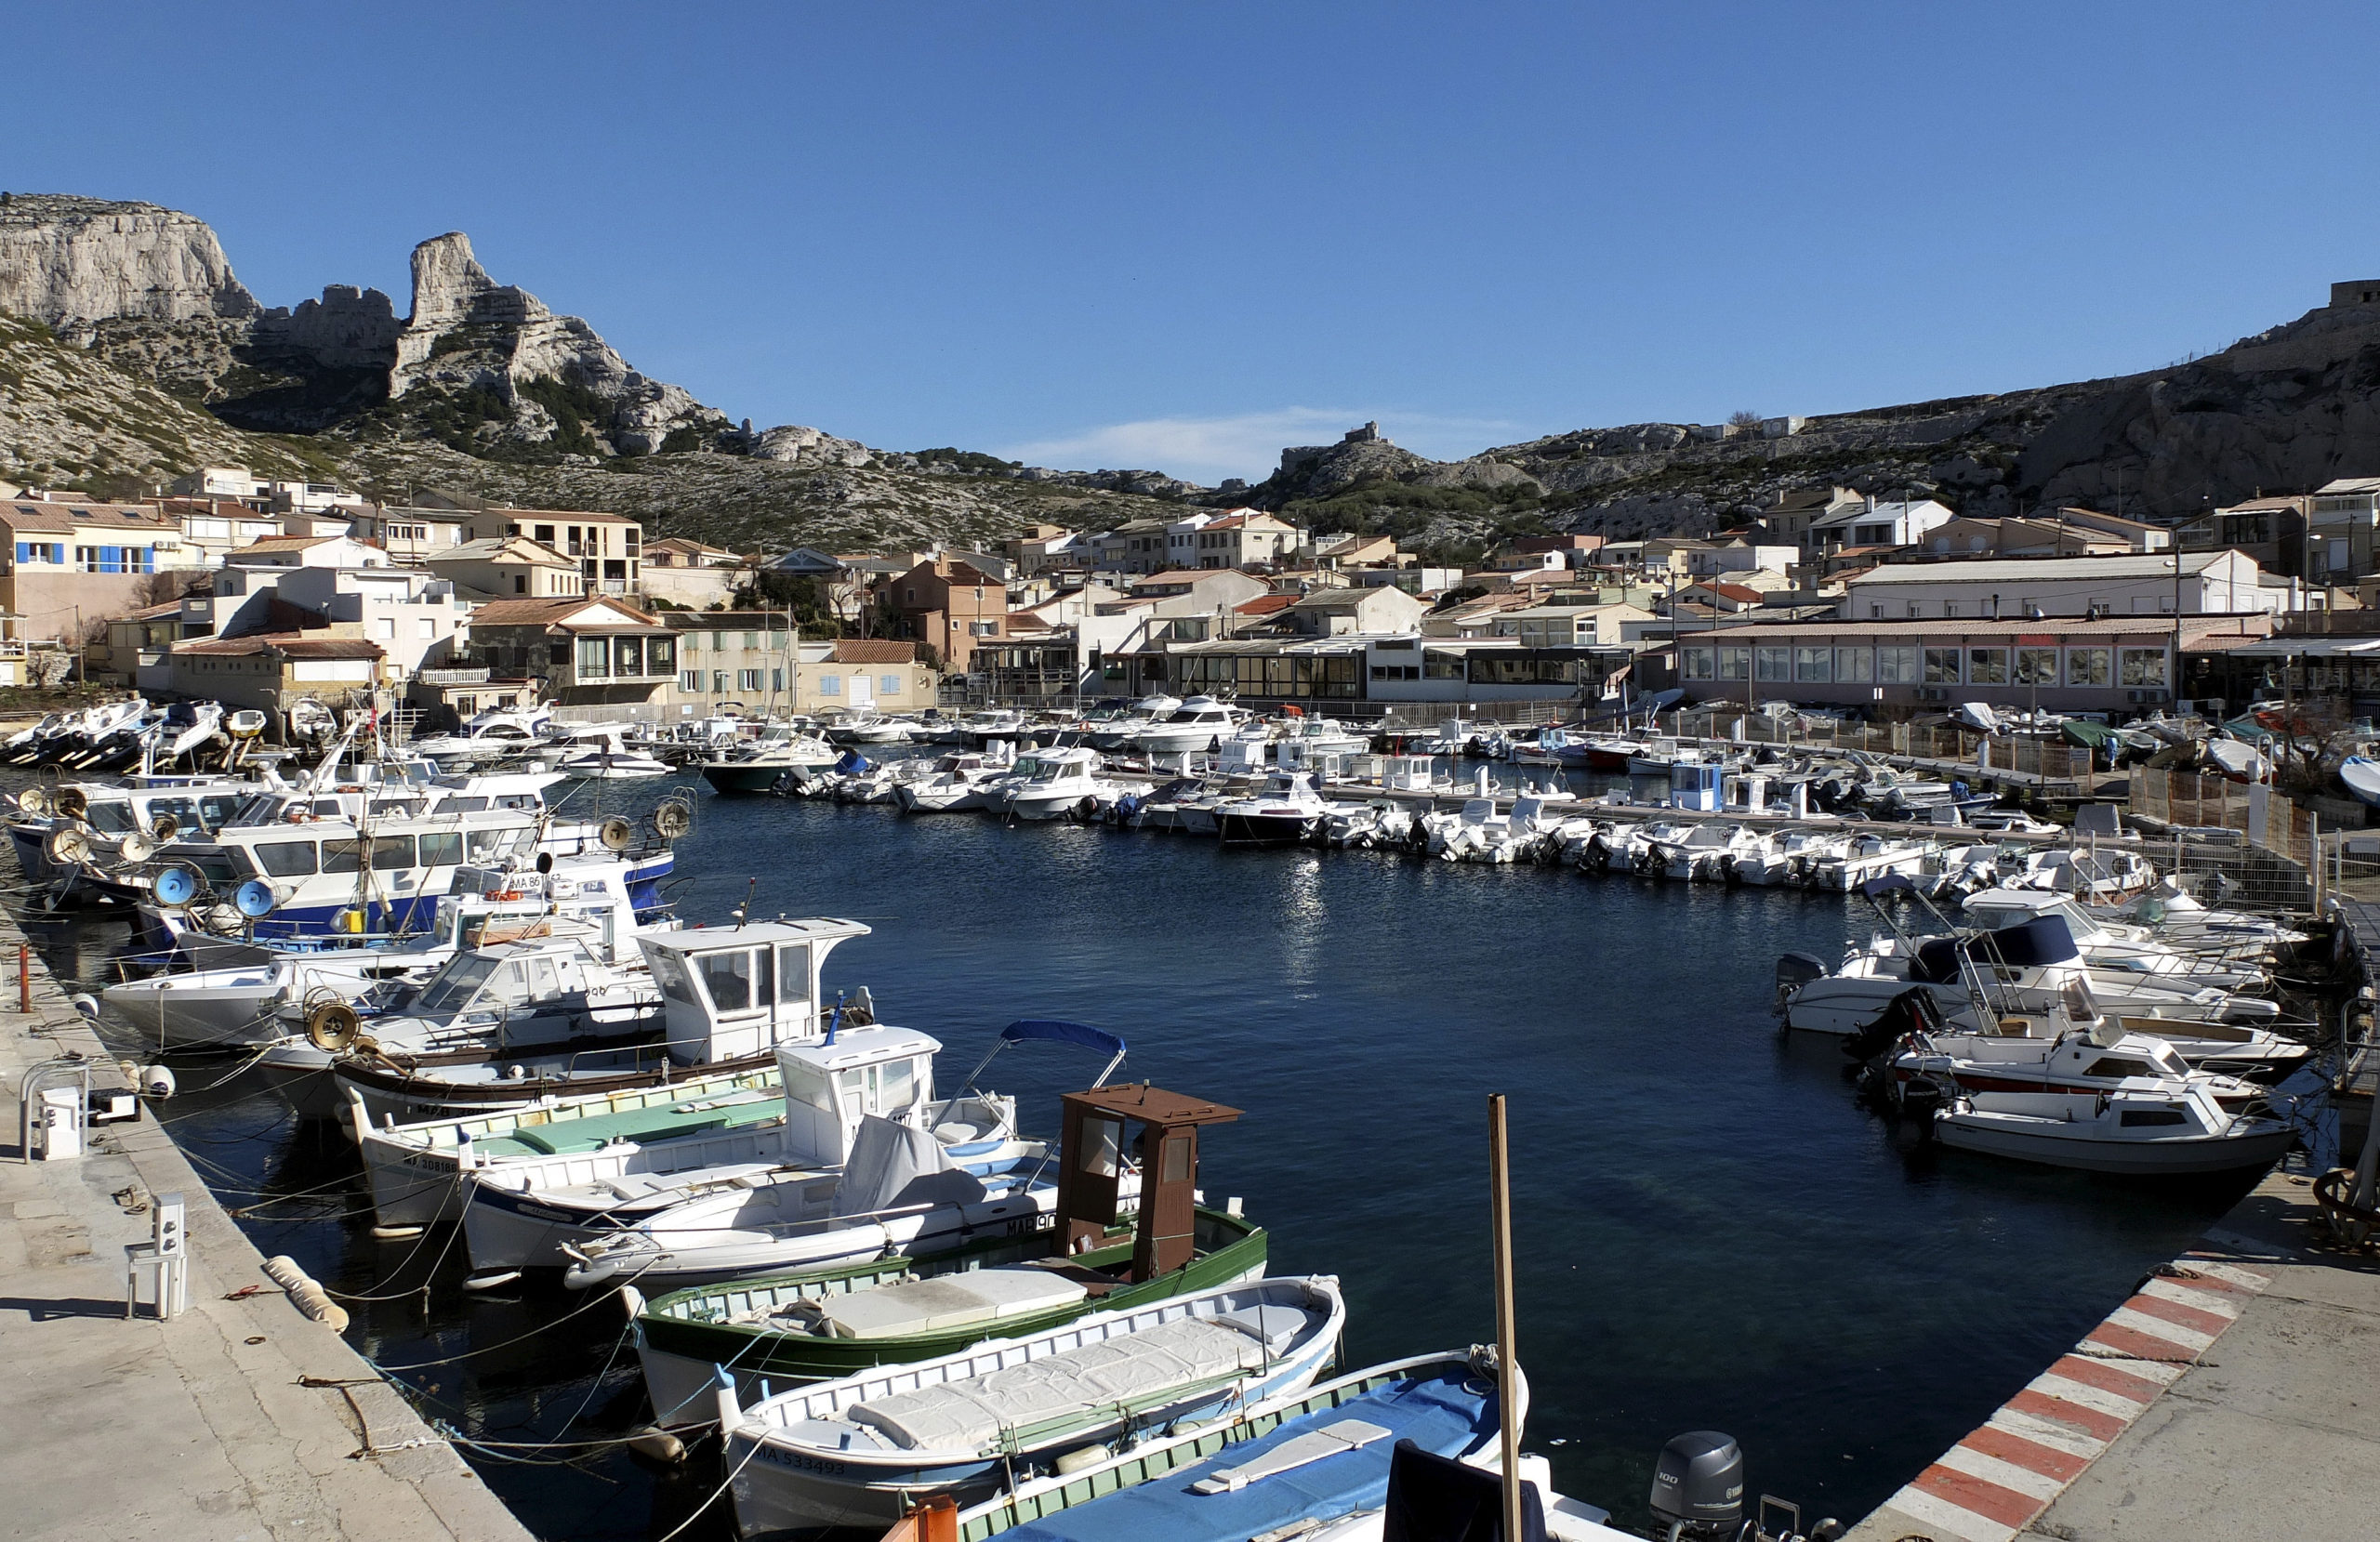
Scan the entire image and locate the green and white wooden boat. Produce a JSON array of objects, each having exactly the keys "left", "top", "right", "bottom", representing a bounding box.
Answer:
[{"left": 628, "top": 1205, "right": 1265, "bottom": 1428}]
